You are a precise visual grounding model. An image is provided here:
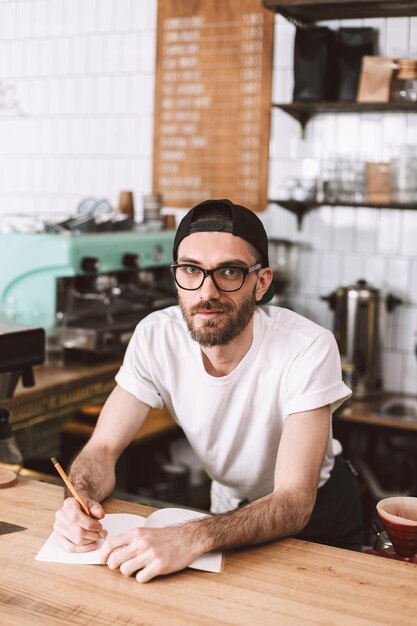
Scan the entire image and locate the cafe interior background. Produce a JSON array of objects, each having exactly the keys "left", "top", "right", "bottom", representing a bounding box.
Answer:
[{"left": 1, "top": 0, "right": 417, "bottom": 539}]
